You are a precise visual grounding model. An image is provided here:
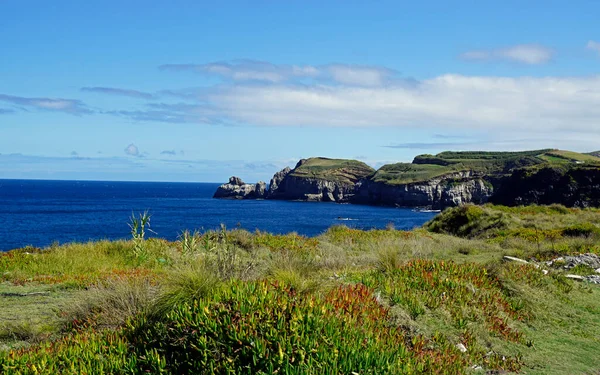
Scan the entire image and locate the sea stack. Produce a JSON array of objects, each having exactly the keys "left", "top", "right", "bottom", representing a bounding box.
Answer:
[{"left": 213, "top": 176, "right": 268, "bottom": 199}]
